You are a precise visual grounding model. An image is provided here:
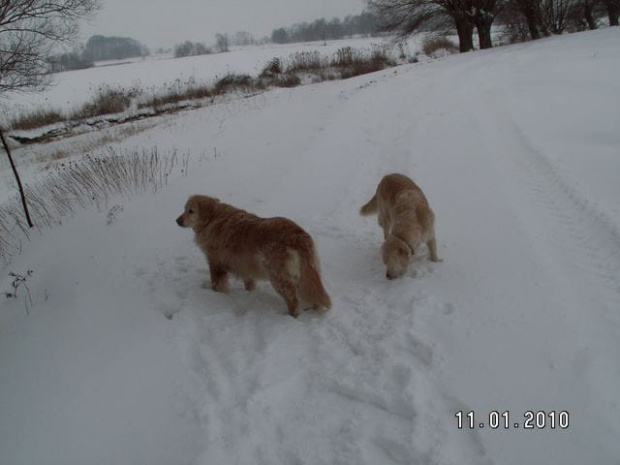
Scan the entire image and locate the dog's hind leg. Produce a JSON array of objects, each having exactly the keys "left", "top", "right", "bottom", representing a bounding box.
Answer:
[
  {"left": 427, "top": 236, "right": 441, "bottom": 262},
  {"left": 270, "top": 275, "right": 299, "bottom": 318}
]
